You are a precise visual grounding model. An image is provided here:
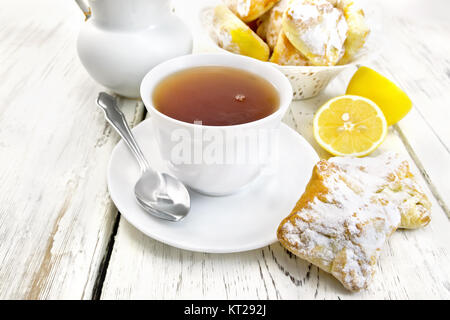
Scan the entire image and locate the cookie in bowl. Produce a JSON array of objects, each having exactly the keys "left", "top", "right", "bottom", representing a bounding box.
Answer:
[
  {"left": 333, "top": 0, "right": 371, "bottom": 64},
  {"left": 256, "top": 0, "right": 289, "bottom": 50},
  {"left": 282, "top": 0, "right": 348, "bottom": 66},
  {"left": 211, "top": 4, "right": 270, "bottom": 61},
  {"left": 270, "top": 31, "right": 310, "bottom": 66},
  {"left": 223, "top": 0, "right": 280, "bottom": 22},
  {"left": 204, "top": 0, "right": 372, "bottom": 99},
  {"left": 211, "top": 0, "right": 370, "bottom": 67}
]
